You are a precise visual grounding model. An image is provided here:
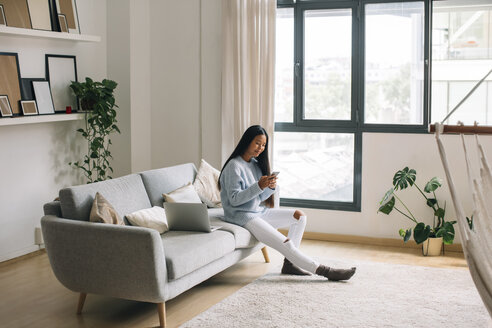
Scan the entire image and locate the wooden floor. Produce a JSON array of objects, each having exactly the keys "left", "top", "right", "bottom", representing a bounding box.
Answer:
[{"left": 0, "top": 240, "right": 466, "bottom": 328}]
